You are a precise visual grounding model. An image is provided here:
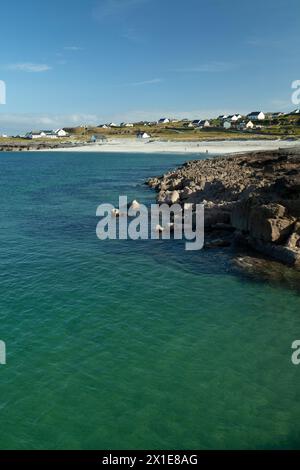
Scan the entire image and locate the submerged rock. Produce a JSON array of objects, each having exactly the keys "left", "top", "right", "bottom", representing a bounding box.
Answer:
[
  {"left": 232, "top": 254, "right": 300, "bottom": 291},
  {"left": 205, "top": 238, "right": 232, "bottom": 248}
]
